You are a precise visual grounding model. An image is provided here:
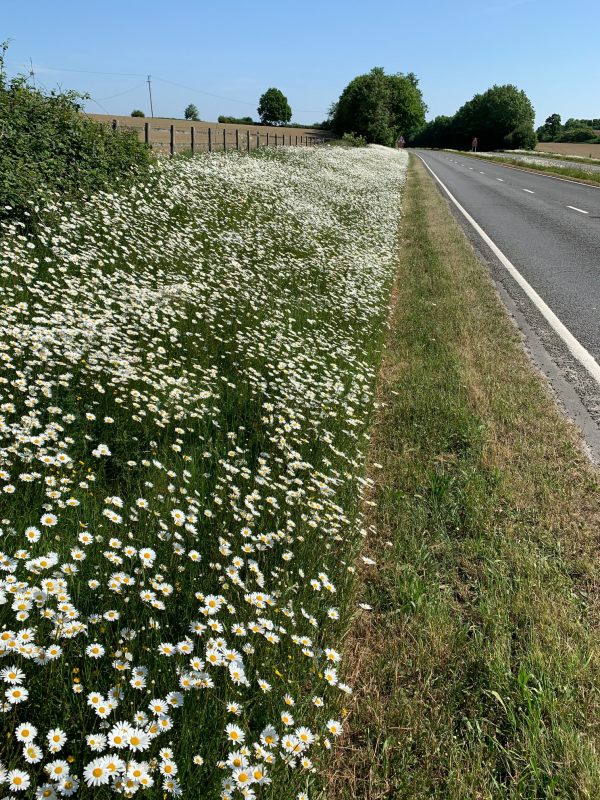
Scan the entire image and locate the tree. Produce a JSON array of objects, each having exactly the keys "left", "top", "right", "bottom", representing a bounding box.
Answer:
[
  {"left": 453, "top": 84, "right": 535, "bottom": 150},
  {"left": 131, "top": 109, "right": 145, "bottom": 117},
  {"left": 330, "top": 68, "right": 426, "bottom": 147},
  {"left": 536, "top": 113, "right": 561, "bottom": 141},
  {"left": 412, "top": 115, "right": 457, "bottom": 149},
  {"left": 257, "top": 88, "right": 292, "bottom": 126},
  {"left": 184, "top": 104, "right": 199, "bottom": 121}
]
